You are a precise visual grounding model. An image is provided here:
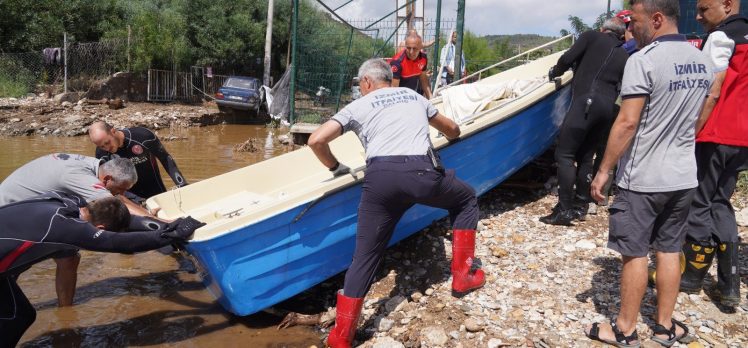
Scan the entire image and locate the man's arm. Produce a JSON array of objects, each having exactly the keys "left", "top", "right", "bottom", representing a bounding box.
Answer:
[
  {"left": 391, "top": 78, "right": 400, "bottom": 87},
  {"left": 143, "top": 131, "right": 188, "bottom": 187},
  {"left": 695, "top": 71, "right": 726, "bottom": 134},
  {"left": 48, "top": 216, "right": 172, "bottom": 253},
  {"left": 420, "top": 72, "right": 432, "bottom": 99},
  {"left": 308, "top": 120, "right": 344, "bottom": 169},
  {"left": 590, "top": 96, "right": 645, "bottom": 202},
  {"left": 428, "top": 112, "right": 460, "bottom": 140},
  {"left": 118, "top": 195, "right": 157, "bottom": 217},
  {"left": 550, "top": 31, "right": 590, "bottom": 79}
]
